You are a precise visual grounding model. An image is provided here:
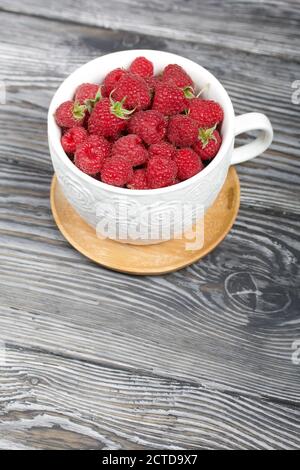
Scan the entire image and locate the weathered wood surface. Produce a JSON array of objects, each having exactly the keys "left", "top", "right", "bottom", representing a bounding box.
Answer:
[
  {"left": 0, "top": 0, "right": 300, "bottom": 450},
  {"left": 1, "top": 0, "right": 300, "bottom": 59},
  {"left": 1, "top": 349, "right": 300, "bottom": 450}
]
